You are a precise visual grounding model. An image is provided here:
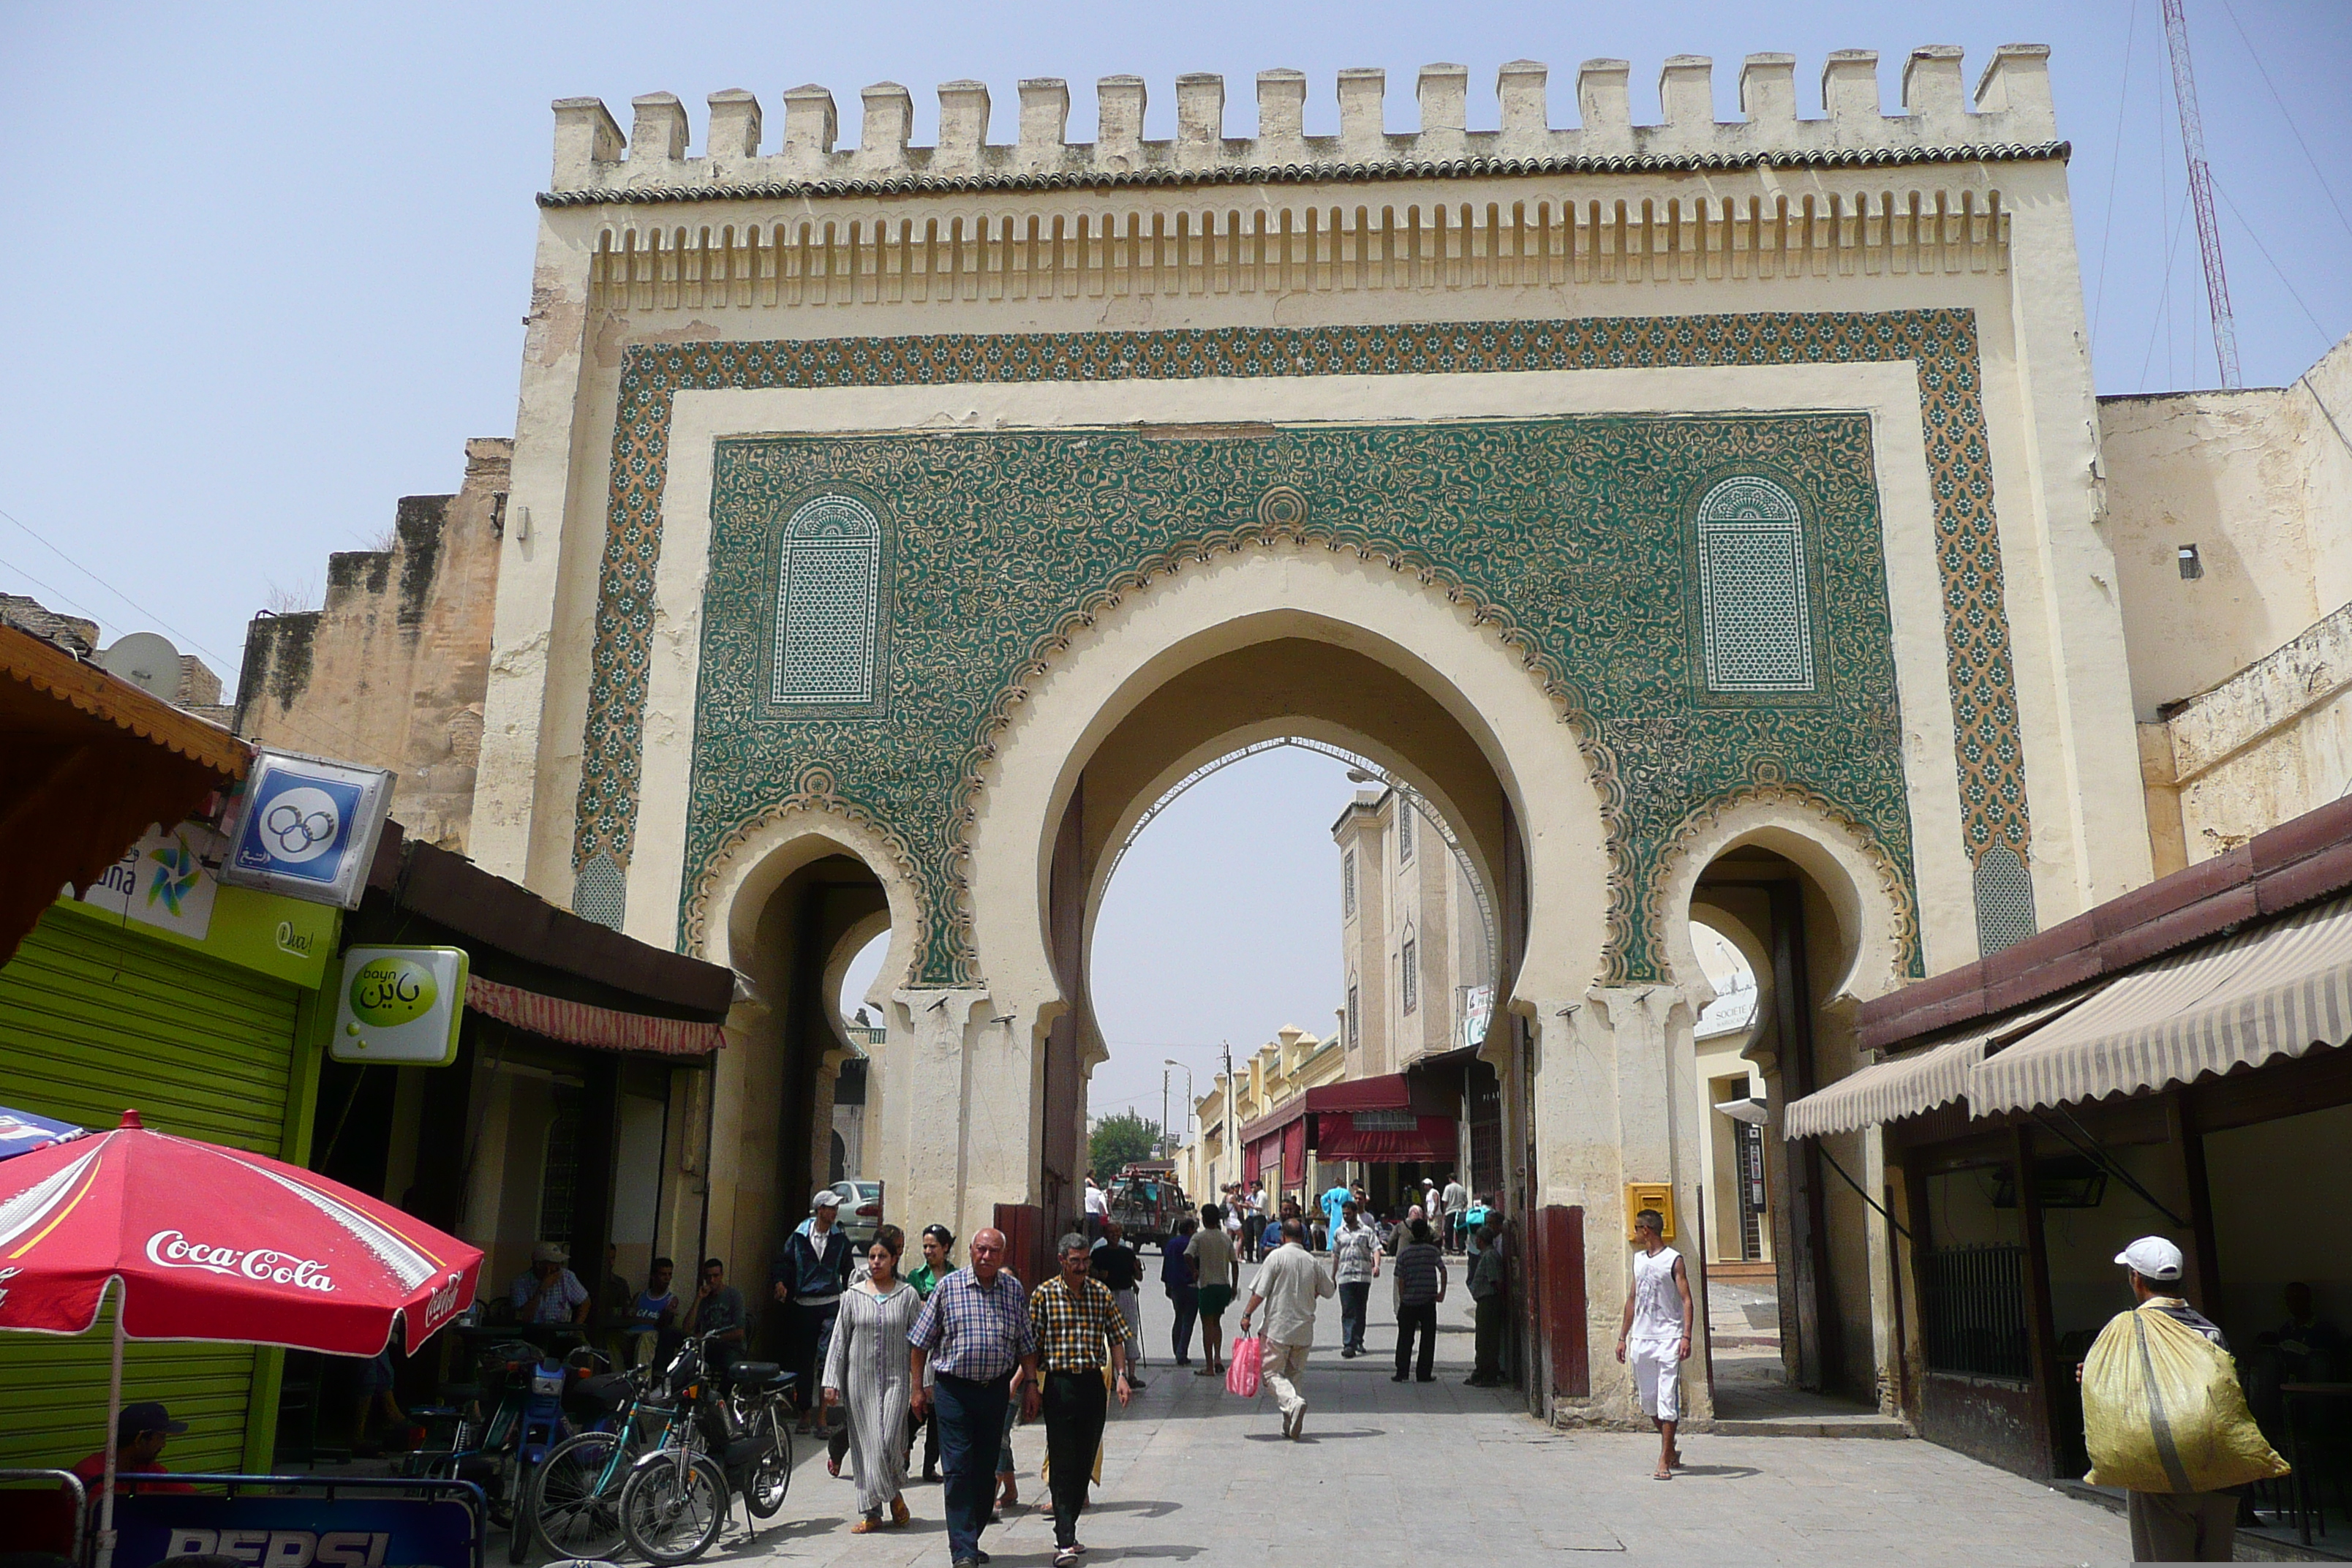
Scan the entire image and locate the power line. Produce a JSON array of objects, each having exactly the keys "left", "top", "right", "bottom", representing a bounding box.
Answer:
[
  {"left": 0, "top": 497, "right": 388, "bottom": 763},
  {"left": 2212, "top": 176, "right": 2340, "bottom": 350},
  {"left": 0, "top": 553, "right": 127, "bottom": 643},
  {"left": 2088, "top": 0, "right": 2141, "bottom": 360},
  {"left": 2216, "top": 0, "right": 2352, "bottom": 243}
]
